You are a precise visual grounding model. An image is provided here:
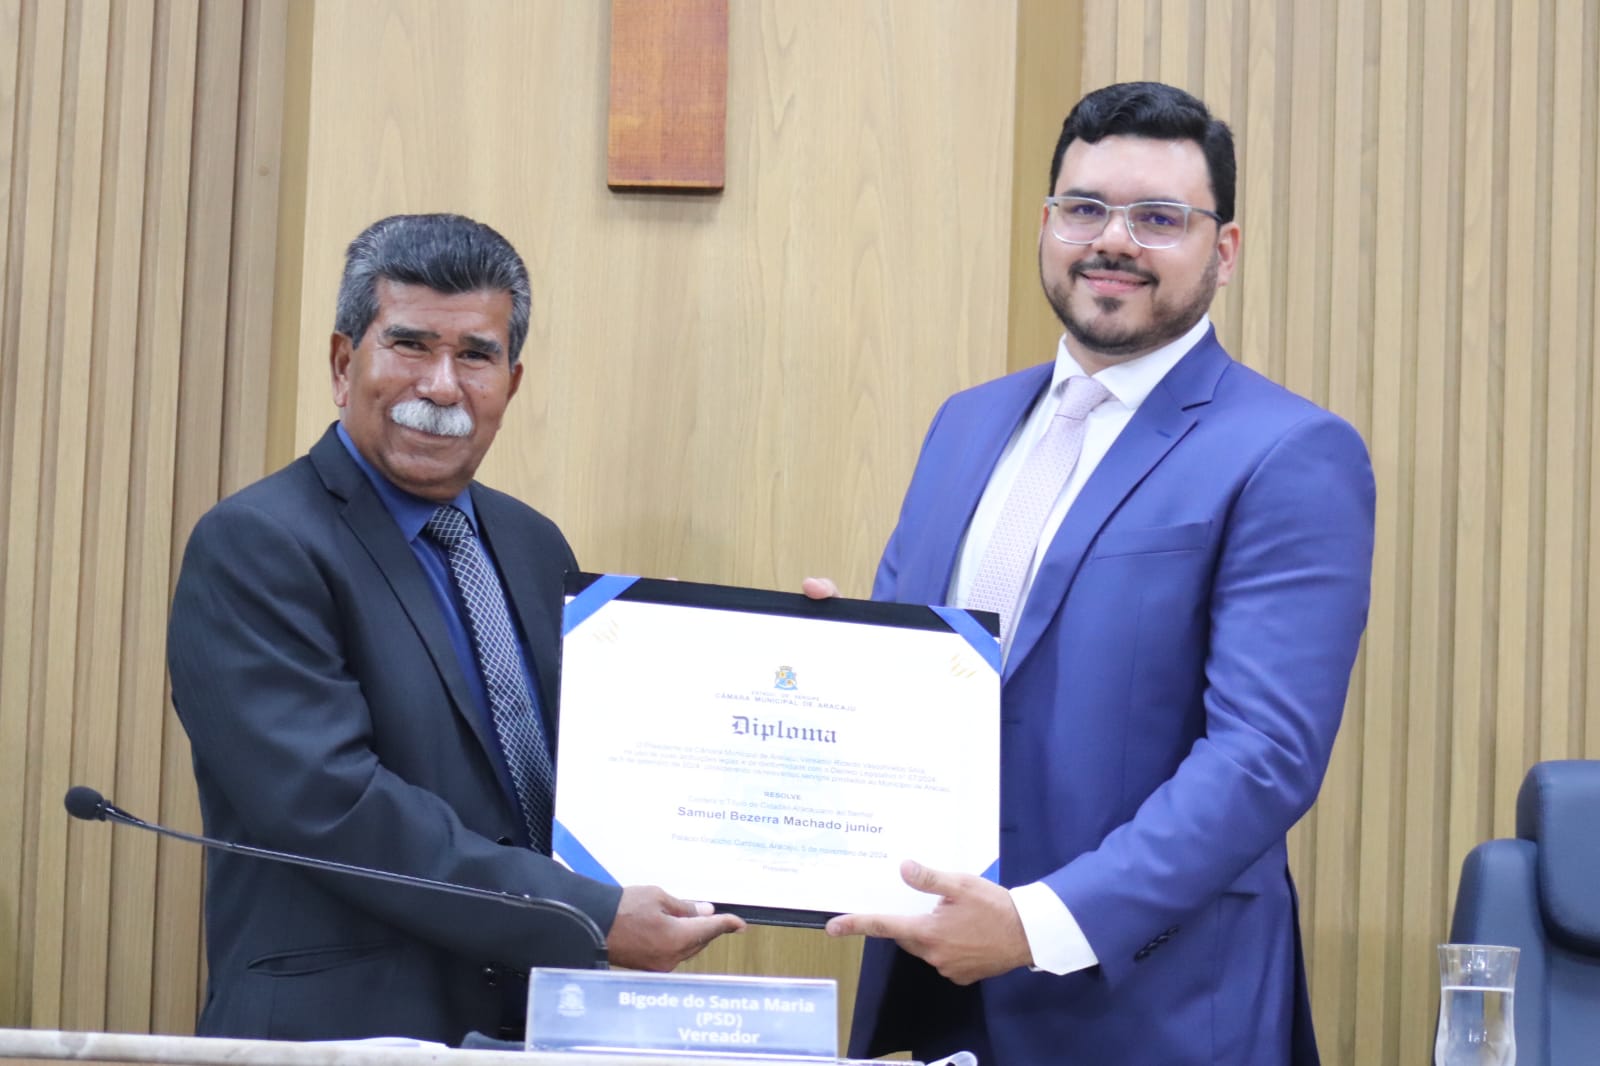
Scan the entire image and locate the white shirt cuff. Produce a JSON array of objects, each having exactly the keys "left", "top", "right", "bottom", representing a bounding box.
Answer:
[{"left": 1009, "top": 880, "right": 1099, "bottom": 975}]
